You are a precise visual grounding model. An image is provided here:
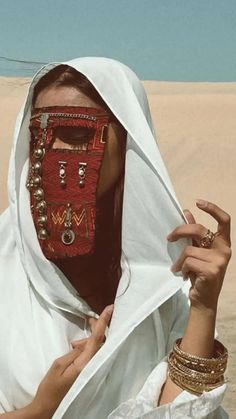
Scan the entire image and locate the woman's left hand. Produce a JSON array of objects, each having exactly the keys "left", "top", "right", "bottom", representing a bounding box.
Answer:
[{"left": 167, "top": 199, "right": 232, "bottom": 311}]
